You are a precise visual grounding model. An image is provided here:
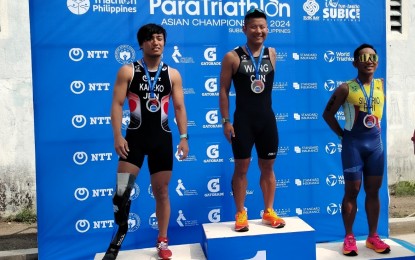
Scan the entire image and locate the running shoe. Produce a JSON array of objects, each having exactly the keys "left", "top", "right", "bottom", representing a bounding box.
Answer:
[
  {"left": 235, "top": 210, "right": 249, "bottom": 232},
  {"left": 366, "top": 233, "right": 391, "bottom": 254},
  {"left": 156, "top": 237, "right": 172, "bottom": 260},
  {"left": 262, "top": 208, "right": 285, "bottom": 228},
  {"left": 342, "top": 234, "right": 358, "bottom": 256}
]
